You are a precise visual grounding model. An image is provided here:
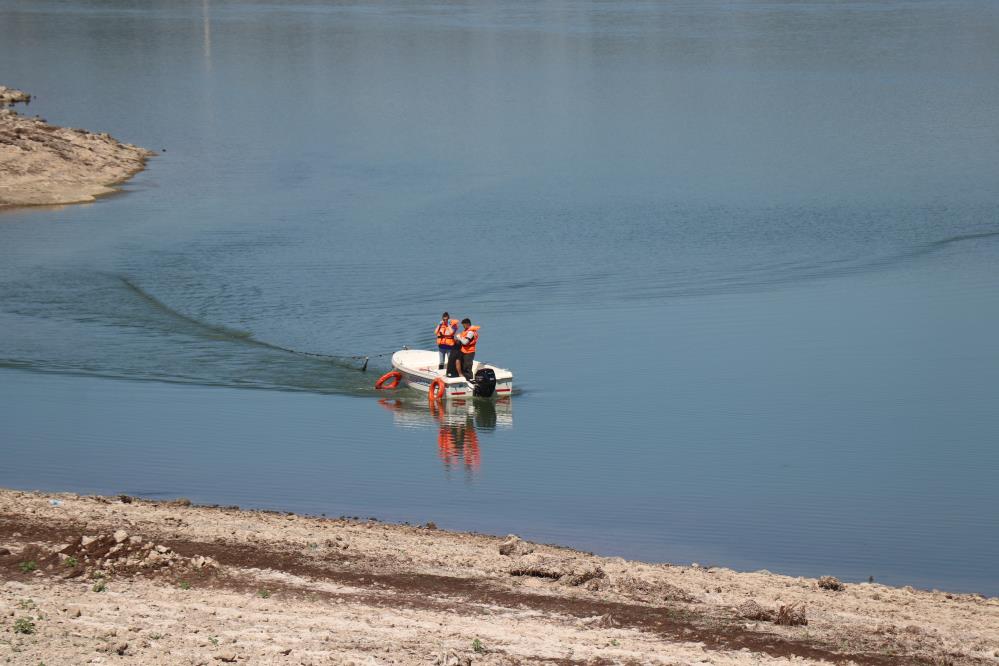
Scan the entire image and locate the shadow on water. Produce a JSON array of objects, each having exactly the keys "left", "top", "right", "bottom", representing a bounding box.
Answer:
[{"left": 378, "top": 397, "right": 513, "bottom": 474}]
